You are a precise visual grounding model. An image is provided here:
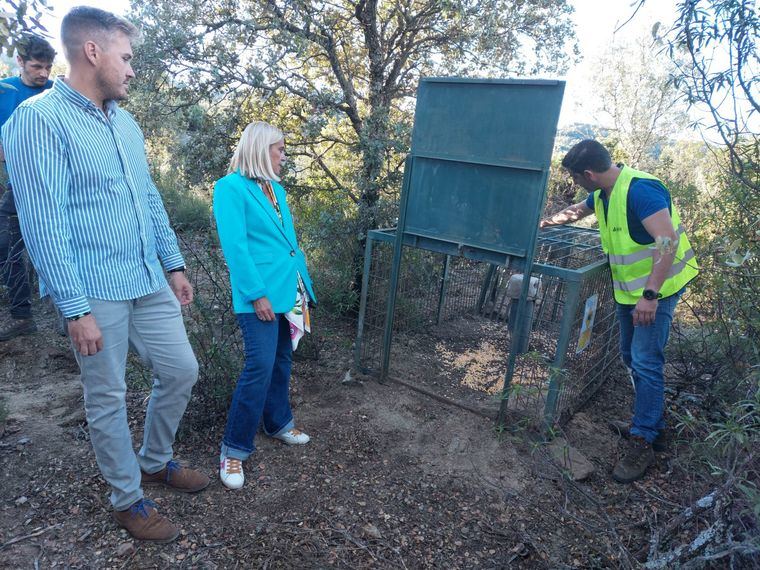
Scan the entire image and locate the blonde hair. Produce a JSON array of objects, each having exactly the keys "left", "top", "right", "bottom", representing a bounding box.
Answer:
[{"left": 228, "top": 121, "right": 284, "bottom": 181}]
